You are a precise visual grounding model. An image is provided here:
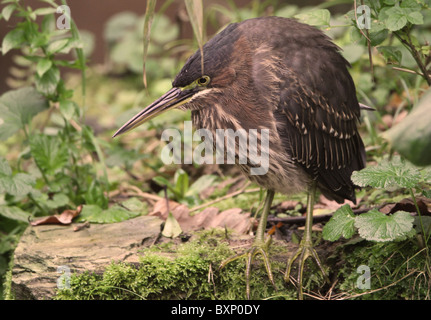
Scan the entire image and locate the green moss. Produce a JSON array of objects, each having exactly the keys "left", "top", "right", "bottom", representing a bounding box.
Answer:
[
  {"left": 55, "top": 228, "right": 430, "bottom": 300},
  {"left": 330, "top": 237, "right": 431, "bottom": 300},
  {"left": 55, "top": 229, "right": 301, "bottom": 300}
]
